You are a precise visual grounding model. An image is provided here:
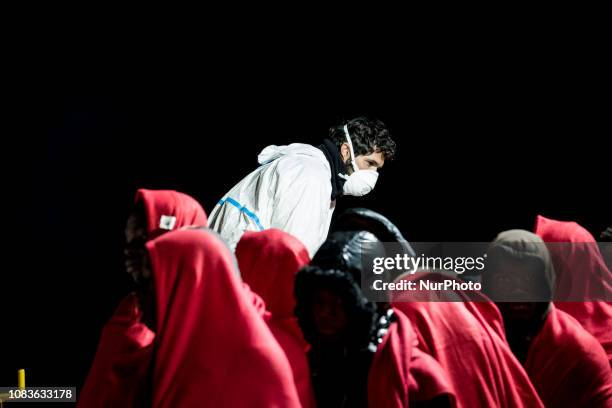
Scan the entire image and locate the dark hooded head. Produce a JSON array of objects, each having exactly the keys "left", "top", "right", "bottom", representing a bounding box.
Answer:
[
  {"left": 483, "top": 229, "right": 555, "bottom": 323},
  {"left": 295, "top": 231, "right": 387, "bottom": 351}
]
